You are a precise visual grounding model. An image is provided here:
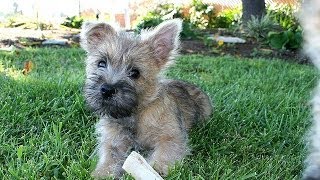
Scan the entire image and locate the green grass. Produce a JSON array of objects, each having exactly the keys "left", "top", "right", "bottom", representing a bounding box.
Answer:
[{"left": 0, "top": 48, "right": 317, "bottom": 179}]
